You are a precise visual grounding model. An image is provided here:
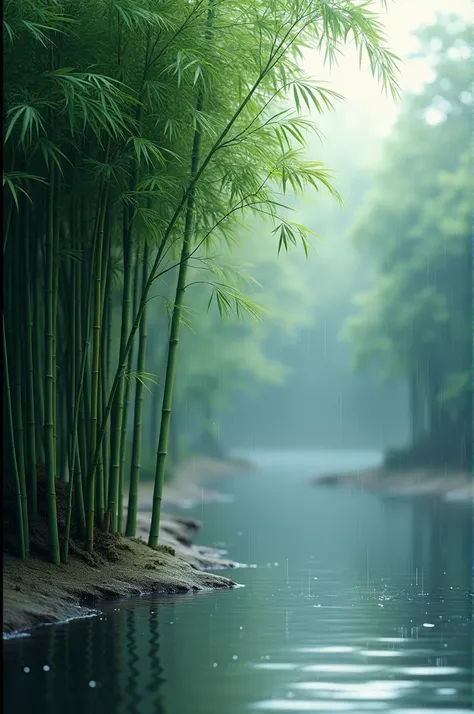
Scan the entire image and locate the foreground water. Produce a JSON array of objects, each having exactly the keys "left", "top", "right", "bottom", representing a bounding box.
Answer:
[{"left": 3, "top": 450, "right": 472, "bottom": 714}]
